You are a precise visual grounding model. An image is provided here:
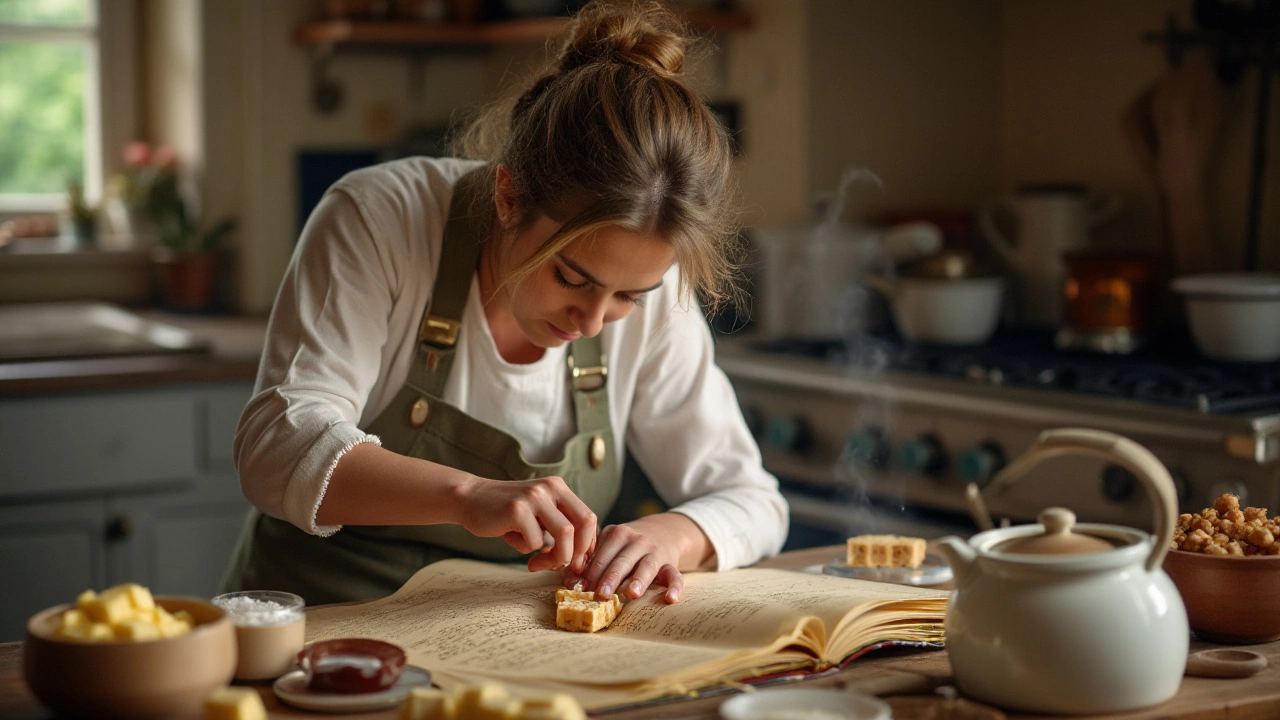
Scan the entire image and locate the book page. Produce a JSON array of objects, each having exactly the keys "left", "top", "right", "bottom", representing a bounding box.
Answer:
[{"left": 304, "top": 559, "right": 948, "bottom": 704}]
